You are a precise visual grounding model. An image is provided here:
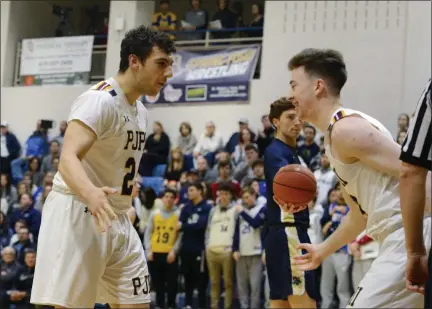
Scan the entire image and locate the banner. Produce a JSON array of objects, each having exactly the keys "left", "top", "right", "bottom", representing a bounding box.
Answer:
[
  {"left": 142, "top": 45, "right": 260, "bottom": 104},
  {"left": 19, "top": 36, "right": 94, "bottom": 86}
]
